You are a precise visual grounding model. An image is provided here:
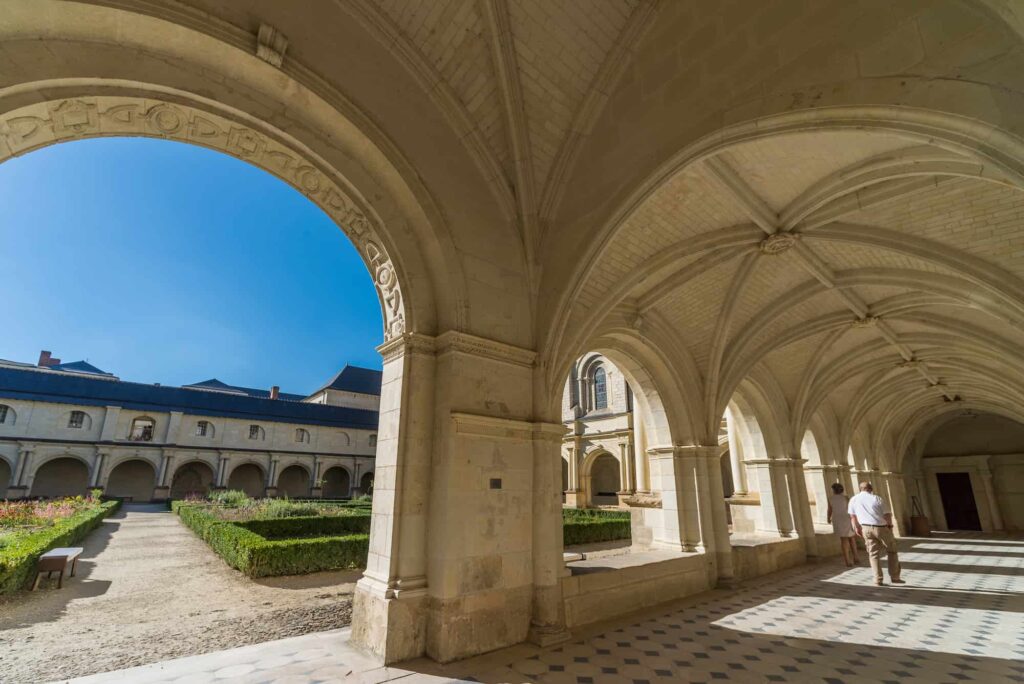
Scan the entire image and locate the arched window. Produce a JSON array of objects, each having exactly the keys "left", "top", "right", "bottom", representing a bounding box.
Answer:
[
  {"left": 195, "top": 420, "right": 213, "bottom": 437},
  {"left": 369, "top": 434, "right": 377, "bottom": 447},
  {"left": 68, "top": 410, "right": 87, "bottom": 429},
  {"left": 593, "top": 366, "right": 608, "bottom": 410},
  {"left": 248, "top": 424, "right": 265, "bottom": 440},
  {"left": 129, "top": 416, "right": 156, "bottom": 441},
  {"left": 295, "top": 428, "right": 310, "bottom": 443},
  {"left": 0, "top": 404, "right": 14, "bottom": 425}
]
